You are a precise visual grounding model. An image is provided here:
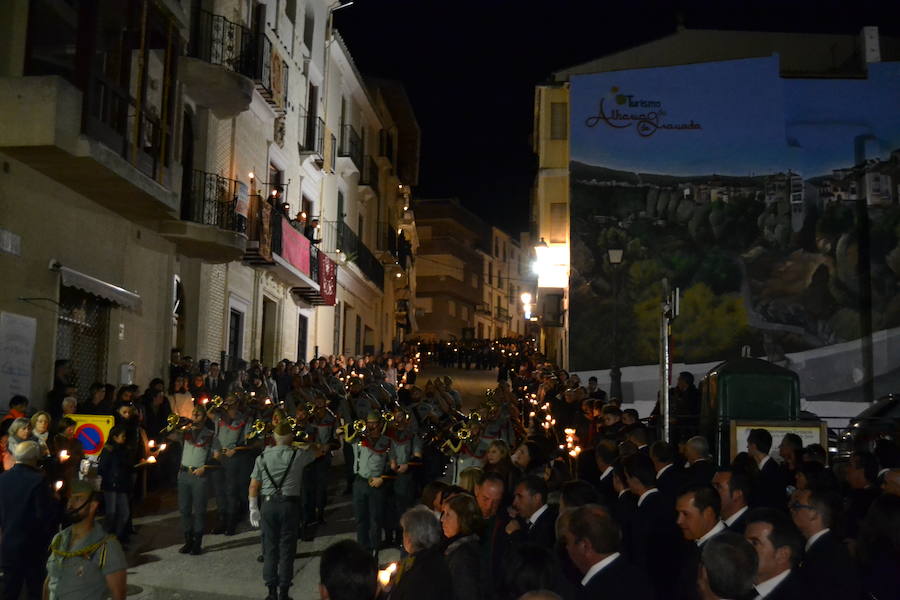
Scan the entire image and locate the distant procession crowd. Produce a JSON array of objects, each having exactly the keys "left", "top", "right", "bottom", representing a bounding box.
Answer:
[{"left": 1, "top": 337, "right": 900, "bottom": 600}]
